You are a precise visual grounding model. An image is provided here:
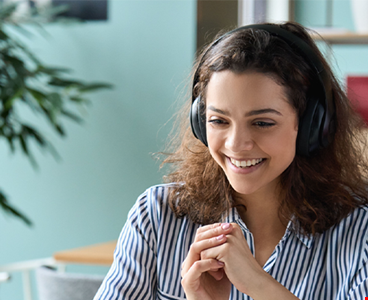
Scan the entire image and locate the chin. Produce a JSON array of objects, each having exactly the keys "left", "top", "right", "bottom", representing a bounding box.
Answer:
[
  {"left": 228, "top": 180, "right": 260, "bottom": 196},
  {"left": 227, "top": 175, "right": 281, "bottom": 199}
]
